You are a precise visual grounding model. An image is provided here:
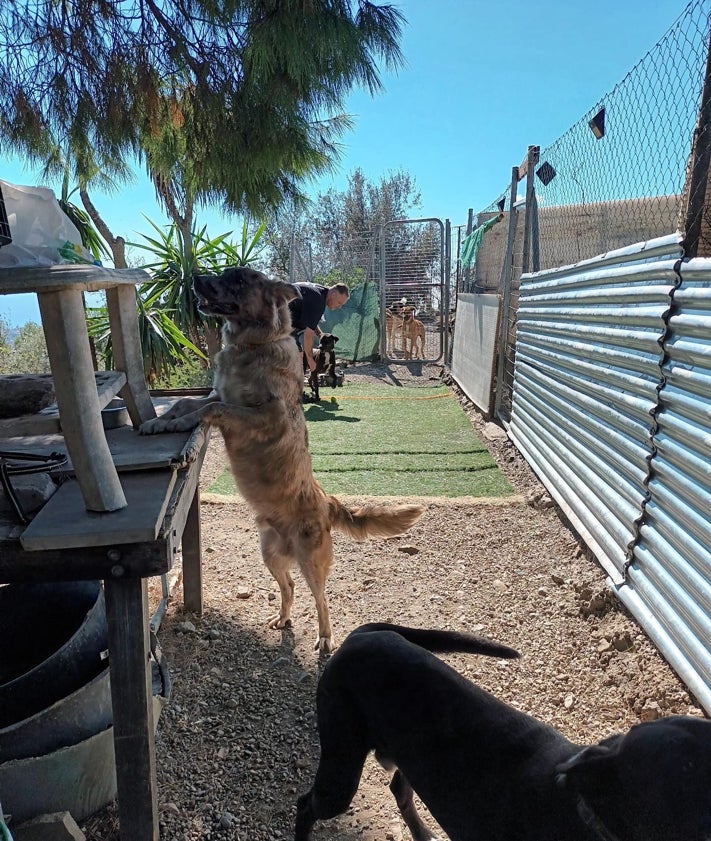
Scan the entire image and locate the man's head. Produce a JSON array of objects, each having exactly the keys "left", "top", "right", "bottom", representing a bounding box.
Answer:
[{"left": 326, "top": 283, "right": 350, "bottom": 311}]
